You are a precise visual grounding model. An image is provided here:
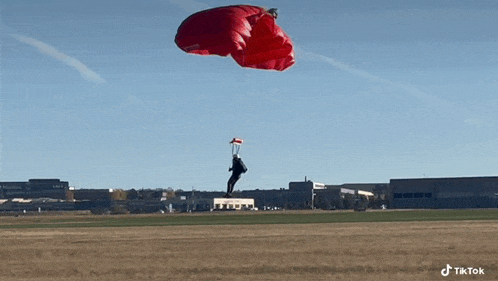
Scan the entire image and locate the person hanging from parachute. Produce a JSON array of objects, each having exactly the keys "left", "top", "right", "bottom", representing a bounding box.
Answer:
[
  {"left": 174, "top": 5, "right": 295, "bottom": 71},
  {"left": 224, "top": 138, "right": 248, "bottom": 198}
]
